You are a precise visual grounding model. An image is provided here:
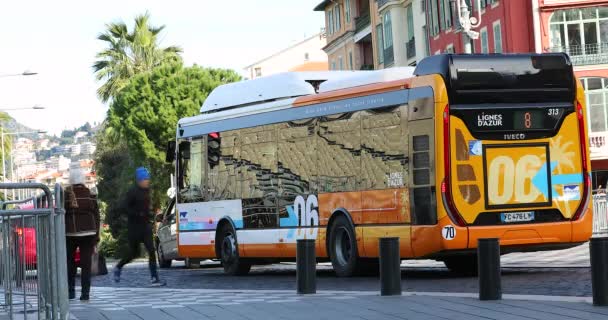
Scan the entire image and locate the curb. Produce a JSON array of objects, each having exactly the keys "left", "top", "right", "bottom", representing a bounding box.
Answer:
[{"left": 89, "top": 286, "right": 593, "bottom": 304}]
